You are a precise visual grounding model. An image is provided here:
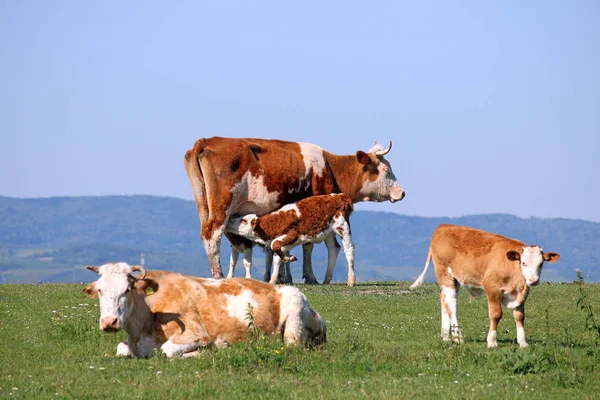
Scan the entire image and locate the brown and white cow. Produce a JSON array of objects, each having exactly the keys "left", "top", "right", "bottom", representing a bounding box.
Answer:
[
  {"left": 184, "top": 137, "right": 405, "bottom": 280},
  {"left": 227, "top": 194, "right": 356, "bottom": 286},
  {"left": 409, "top": 224, "right": 560, "bottom": 348},
  {"left": 82, "top": 262, "right": 326, "bottom": 358}
]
